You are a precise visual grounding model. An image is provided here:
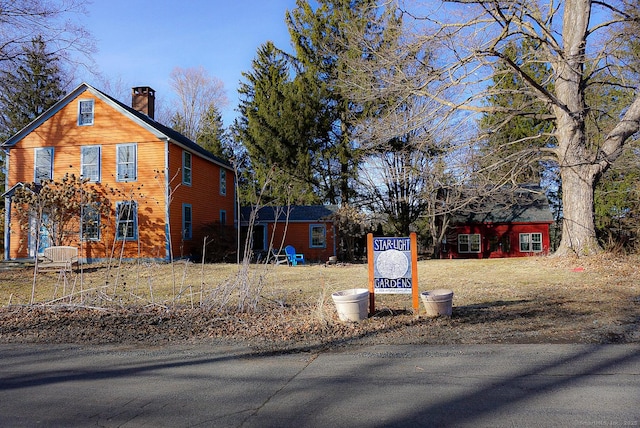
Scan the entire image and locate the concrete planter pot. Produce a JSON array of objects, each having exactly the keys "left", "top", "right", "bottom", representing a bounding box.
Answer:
[
  {"left": 420, "top": 289, "right": 454, "bottom": 317},
  {"left": 331, "top": 288, "right": 369, "bottom": 322}
]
